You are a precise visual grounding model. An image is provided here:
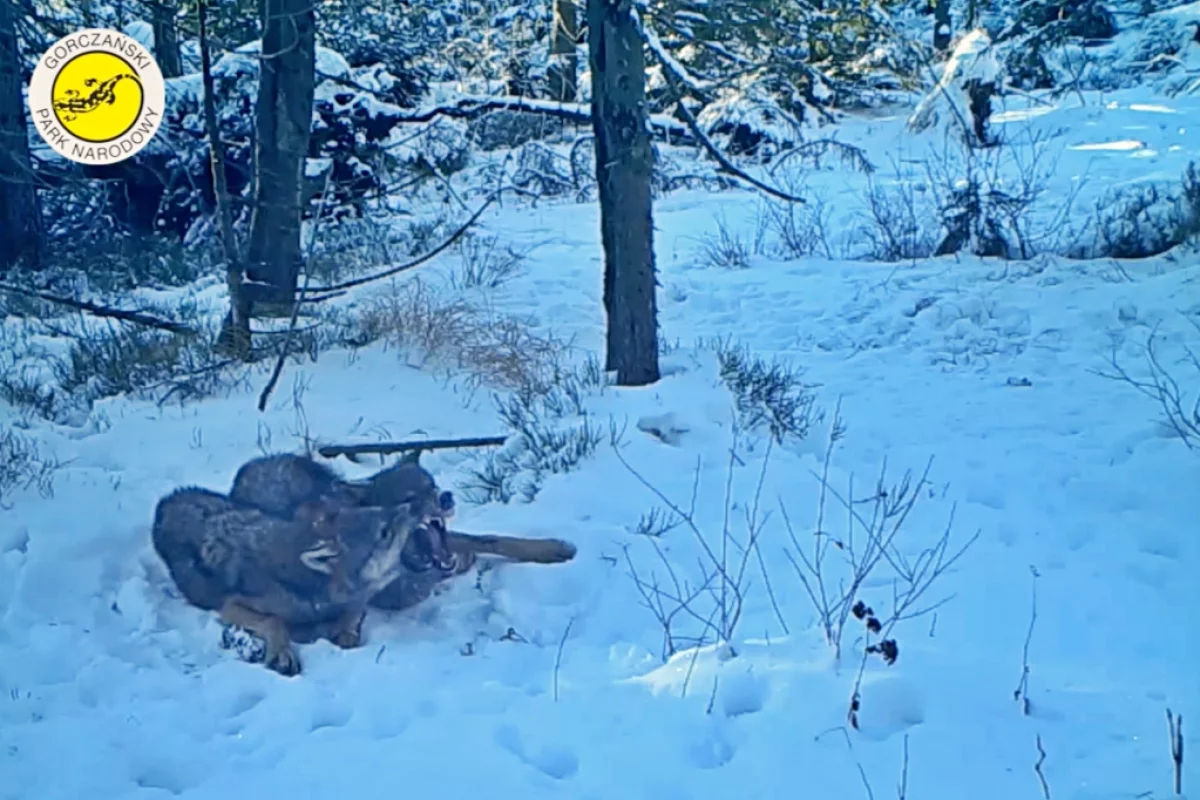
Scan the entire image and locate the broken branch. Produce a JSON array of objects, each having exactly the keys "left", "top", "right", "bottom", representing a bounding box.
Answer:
[
  {"left": 318, "top": 435, "right": 508, "bottom": 461},
  {"left": 0, "top": 282, "right": 196, "bottom": 334}
]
